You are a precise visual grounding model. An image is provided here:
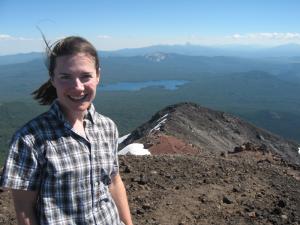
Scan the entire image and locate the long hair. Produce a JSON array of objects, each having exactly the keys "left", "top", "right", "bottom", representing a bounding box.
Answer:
[{"left": 32, "top": 36, "right": 100, "bottom": 105}]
